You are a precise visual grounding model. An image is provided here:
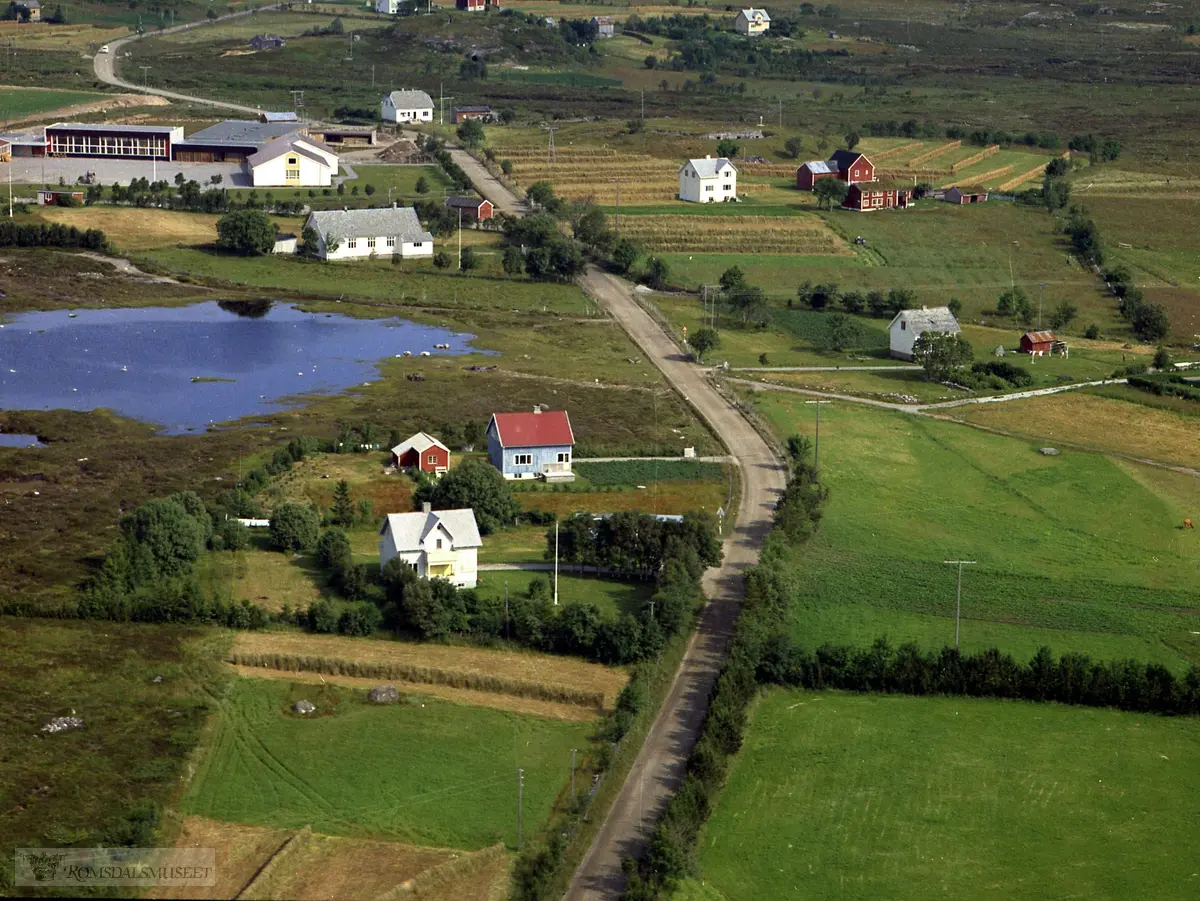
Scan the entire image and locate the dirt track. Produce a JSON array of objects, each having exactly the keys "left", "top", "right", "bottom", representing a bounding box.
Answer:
[{"left": 565, "top": 268, "right": 786, "bottom": 900}]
